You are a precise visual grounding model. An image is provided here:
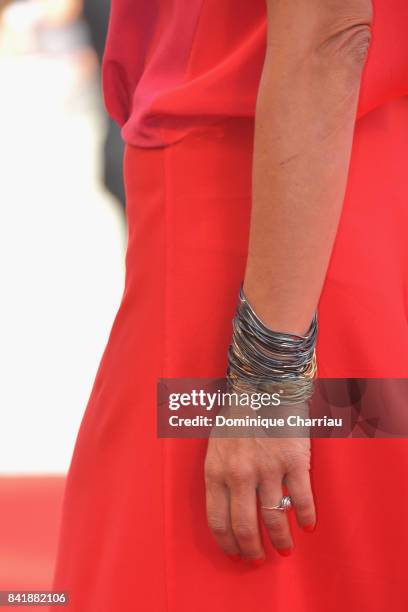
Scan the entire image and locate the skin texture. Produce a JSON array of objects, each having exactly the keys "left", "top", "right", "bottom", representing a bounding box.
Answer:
[{"left": 205, "top": 0, "right": 373, "bottom": 562}]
